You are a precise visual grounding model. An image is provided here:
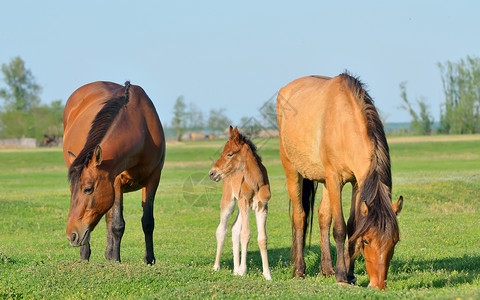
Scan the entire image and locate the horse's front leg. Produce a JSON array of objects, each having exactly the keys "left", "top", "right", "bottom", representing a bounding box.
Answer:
[
  {"left": 141, "top": 167, "right": 161, "bottom": 265},
  {"left": 105, "top": 178, "right": 125, "bottom": 262},
  {"left": 236, "top": 197, "right": 251, "bottom": 276},
  {"left": 345, "top": 183, "right": 358, "bottom": 284},
  {"left": 213, "top": 191, "right": 235, "bottom": 271},
  {"left": 325, "top": 175, "right": 348, "bottom": 283},
  {"left": 80, "top": 243, "right": 91, "bottom": 261}
]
